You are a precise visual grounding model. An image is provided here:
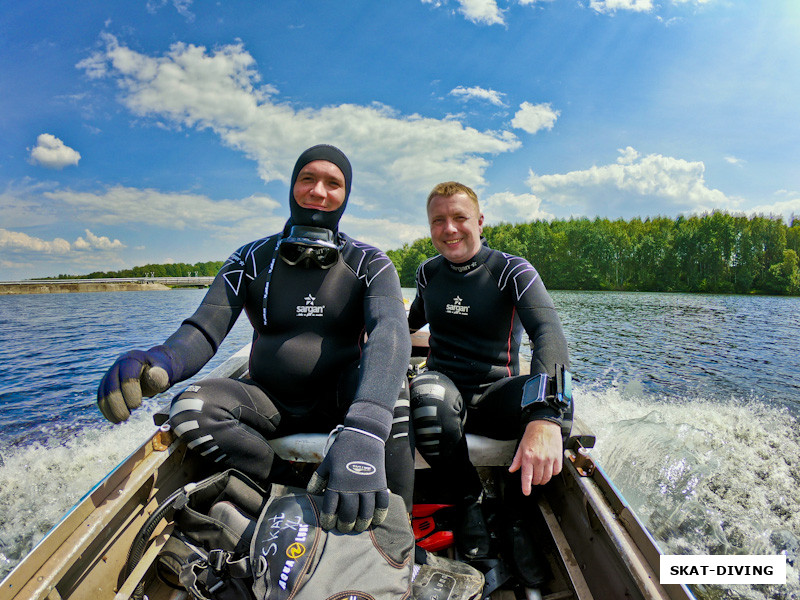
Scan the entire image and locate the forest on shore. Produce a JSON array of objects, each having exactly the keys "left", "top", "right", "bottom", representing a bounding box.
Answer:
[
  {"left": 50, "top": 261, "right": 226, "bottom": 280},
  {"left": 388, "top": 212, "right": 800, "bottom": 296},
  {"left": 54, "top": 212, "right": 800, "bottom": 296}
]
